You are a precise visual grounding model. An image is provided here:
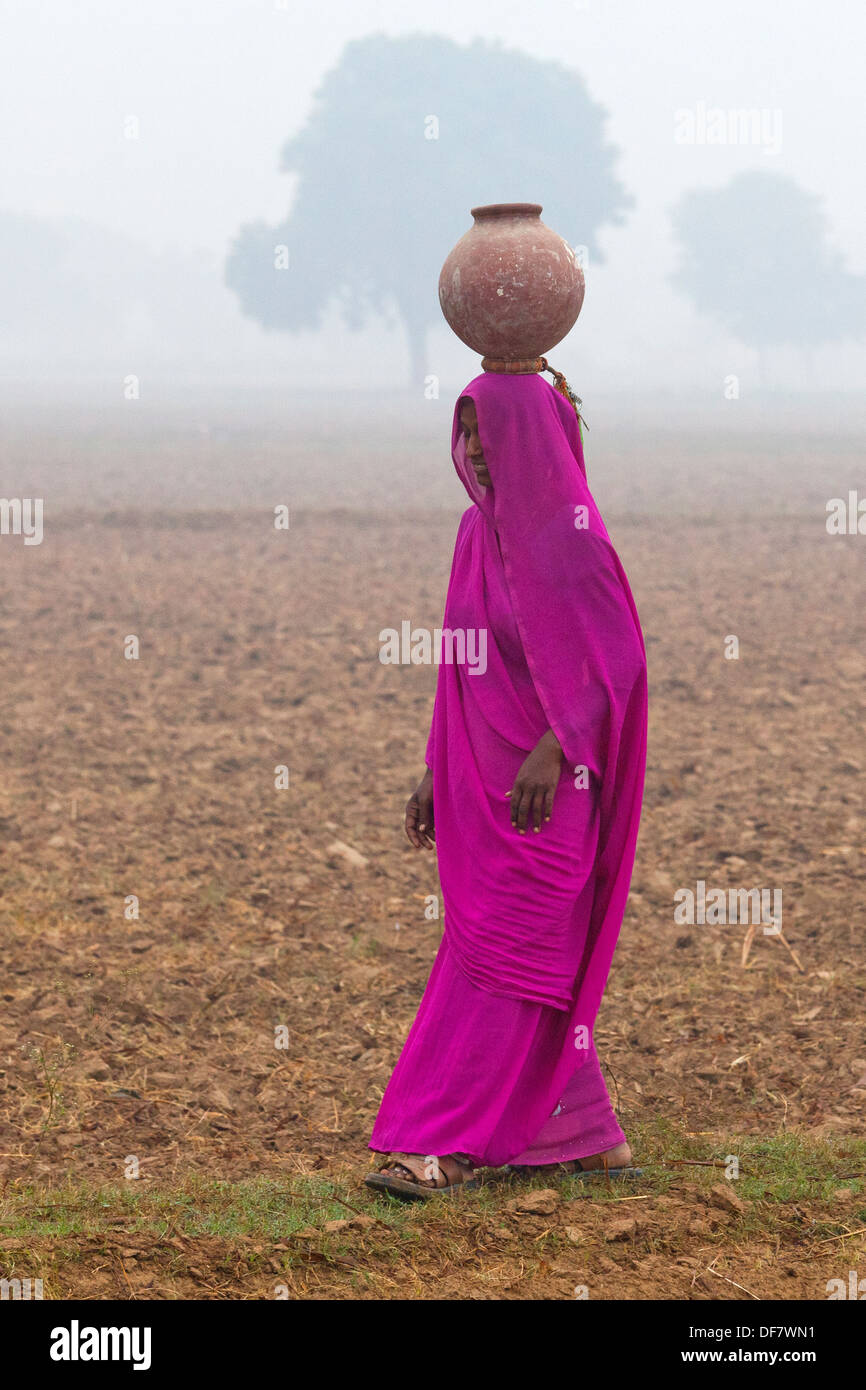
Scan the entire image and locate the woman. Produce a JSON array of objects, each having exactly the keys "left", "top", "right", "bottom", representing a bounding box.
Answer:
[{"left": 365, "top": 367, "right": 647, "bottom": 1198}]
